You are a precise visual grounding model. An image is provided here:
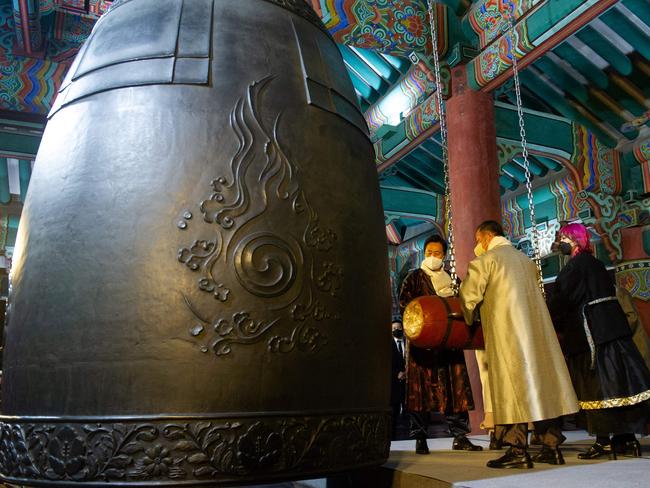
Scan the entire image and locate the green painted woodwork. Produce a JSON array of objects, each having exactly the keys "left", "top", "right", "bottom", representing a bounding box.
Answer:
[
  {"left": 353, "top": 49, "right": 400, "bottom": 83},
  {"left": 628, "top": 63, "right": 650, "bottom": 98},
  {"left": 0, "top": 158, "right": 10, "bottom": 205},
  {"left": 601, "top": 9, "right": 650, "bottom": 63},
  {"left": 575, "top": 26, "right": 633, "bottom": 77},
  {"left": 644, "top": 229, "right": 650, "bottom": 257},
  {"left": 533, "top": 155, "right": 563, "bottom": 171},
  {"left": 500, "top": 175, "right": 519, "bottom": 191},
  {"left": 380, "top": 124, "right": 408, "bottom": 155},
  {"left": 532, "top": 58, "right": 588, "bottom": 104},
  {"left": 512, "top": 156, "right": 547, "bottom": 177},
  {"left": 594, "top": 241, "right": 613, "bottom": 266},
  {"left": 381, "top": 53, "right": 411, "bottom": 74},
  {"left": 439, "top": 0, "right": 472, "bottom": 16},
  {"left": 420, "top": 139, "right": 444, "bottom": 161},
  {"left": 400, "top": 158, "right": 445, "bottom": 192},
  {"left": 603, "top": 82, "right": 648, "bottom": 120},
  {"left": 18, "top": 159, "right": 31, "bottom": 203},
  {"left": 408, "top": 149, "right": 444, "bottom": 177},
  {"left": 380, "top": 186, "right": 440, "bottom": 219},
  {"left": 339, "top": 46, "right": 389, "bottom": 92},
  {"left": 525, "top": 0, "right": 592, "bottom": 41},
  {"left": 7, "top": 215, "right": 19, "bottom": 249},
  {"left": 516, "top": 188, "right": 557, "bottom": 228},
  {"left": 0, "top": 131, "right": 41, "bottom": 158},
  {"left": 622, "top": 0, "right": 650, "bottom": 25},
  {"left": 552, "top": 44, "right": 609, "bottom": 90},
  {"left": 620, "top": 142, "right": 647, "bottom": 195},
  {"left": 394, "top": 168, "right": 428, "bottom": 191},
  {"left": 347, "top": 68, "right": 376, "bottom": 102},
  {"left": 446, "top": 43, "right": 480, "bottom": 68},
  {"left": 503, "top": 162, "right": 526, "bottom": 182},
  {"left": 620, "top": 159, "right": 644, "bottom": 196},
  {"left": 495, "top": 100, "right": 575, "bottom": 153},
  {"left": 541, "top": 255, "right": 561, "bottom": 280},
  {"left": 583, "top": 91, "right": 638, "bottom": 141},
  {"left": 517, "top": 71, "right": 617, "bottom": 148}
]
